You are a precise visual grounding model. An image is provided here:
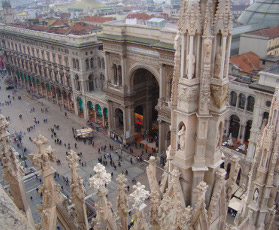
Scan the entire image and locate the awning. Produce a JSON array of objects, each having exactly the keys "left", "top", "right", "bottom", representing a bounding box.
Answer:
[{"left": 229, "top": 197, "right": 242, "bottom": 212}]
